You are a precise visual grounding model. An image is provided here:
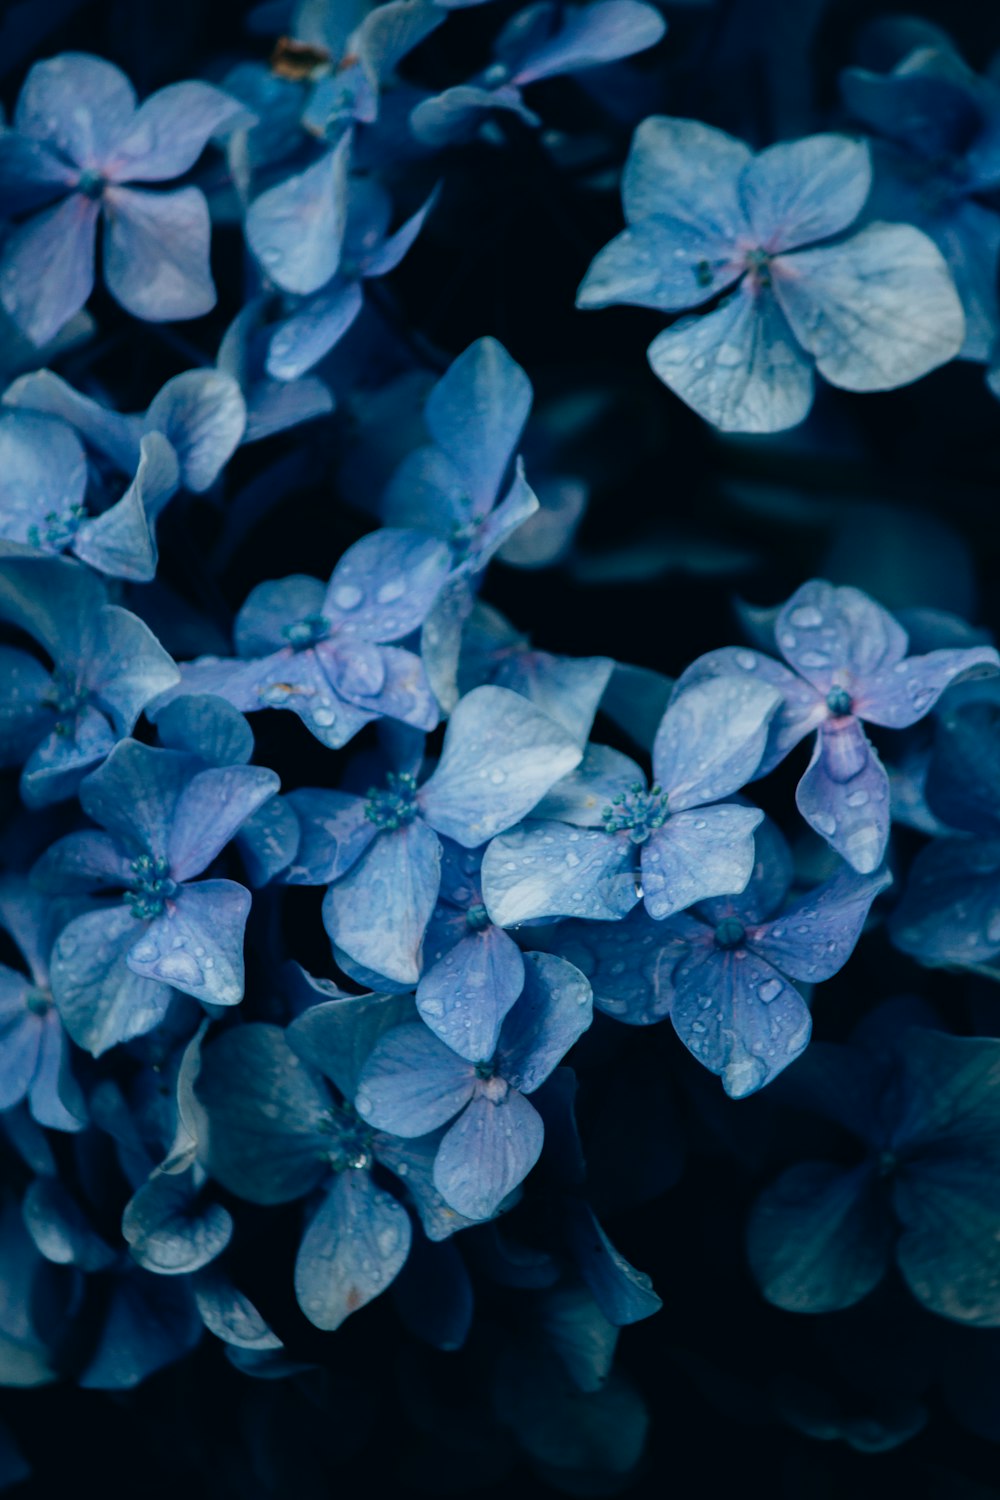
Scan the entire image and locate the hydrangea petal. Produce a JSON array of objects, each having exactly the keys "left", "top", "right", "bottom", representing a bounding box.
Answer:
[
  {"left": 773, "top": 222, "right": 965, "bottom": 392},
  {"left": 424, "top": 338, "right": 531, "bottom": 513},
  {"left": 322, "top": 821, "right": 442, "bottom": 986},
  {"left": 122, "top": 1170, "right": 233, "bottom": 1275},
  {"left": 0, "top": 647, "right": 54, "bottom": 768},
  {"left": 50, "top": 904, "right": 174, "bottom": 1055},
  {"left": 673, "top": 645, "right": 826, "bottom": 775},
  {"left": 0, "top": 410, "right": 87, "bottom": 543},
  {"left": 740, "top": 135, "right": 872, "bottom": 254},
  {"left": 80, "top": 740, "right": 198, "bottom": 857},
  {"left": 323, "top": 528, "right": 451, "bottom": 641},
  {"left": 647, "top": 283, "right": 815, "bottom": 435},
  {"left": 653, "top": 676, "right": 780, "bottom": 810},
  {"left": 126, "top": 880, "right": 251, "bottom": 1007},
  {"left": 433, "top": 1088, "right": 544, "bottom": 1220},
  {"left": 265, "top": 280, "right": 364, "bottom": 381},
  {"left": 564, "top": 1201, "right": 662, "bottom": 1324},
  {"left": 547, "top": 908, "right": 688, "bottom": 1024},
  {"left": 497, "top": 951, "right": 593, "bottom": 1093},
  {"left": 15, "top": 53, "right": 136, "bottom": 168},
  {"left": 73, "top": 436, "right": 173, "bottom": 582},
  {"left": 774, "top": 580, "right": 908, "bottom": 690},
  {"left": 32, "top": 829, "right": 133, "bottom": 892},
  {"left": 481, "top": 821, "right": 639, "bottom": 926},
  {"left": 28, "top": 1011, "right": 87, "bottom": 1132},
  {"left": 417, "top": 926, "right": 525, "bottom": 1062},
  {"left": 0, "top": 972, "right": 40, "bottom": 1110},
  {"left": 491, "top": 652, "right": 614, "bottom": 748},
  {"left": 577, "top": 217, "right": 743, "bottom": 312},
  {"left": 751, "top": 866, "right": 891, "bottom": 982},
  {"left": 418, "top": 685, "right": 582, "bottom": 847},
  {"left": 795, "top": 720, "right": 890, "bottom": 874},
  {"left": 83, "top": 602, "right": 179, "bottom": 731},
  {"left": 167, "top": 764, "right": 279, "bottom": 882},
  {"left": 246, "top": 136, "right": 350, "bottom": 295},
  {"left": 107, "top": 81, "right": 250, "bottom": 182},
  {"left": 534, "top": 744, "right": 646, "bottom": 826},
  {"left": 144, "top": 370, "right": 246, "bottom": 493},
  {"left": 295, "top": 1170, "right": 411, "bottom": 1330},
  {"left": 354, "top": 1021, "right": 476, "bottom": 1136},
  {"left": 621, "top": 116, "right": 751, "bottom": 228},
  {"left": 890, "top": 837, "right": 1000, "bottom": 969},
  {"left": 287, "top": 987, "right": 415, "bottom": 1100},
  {"left": 102, "top": 185, "right": 215, "bottom": 322},
  {"left": 854, "top": 646, "right": 999, "bottom": 729},
  {"left": 670, "top": 941, "right": 811, "bottom": 1096},
  {"left": 235, "top": 575, "right": 327, "bottom": 656},
  {"left": 1, "top": 194, "right": 99, "bottom": 346}
]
